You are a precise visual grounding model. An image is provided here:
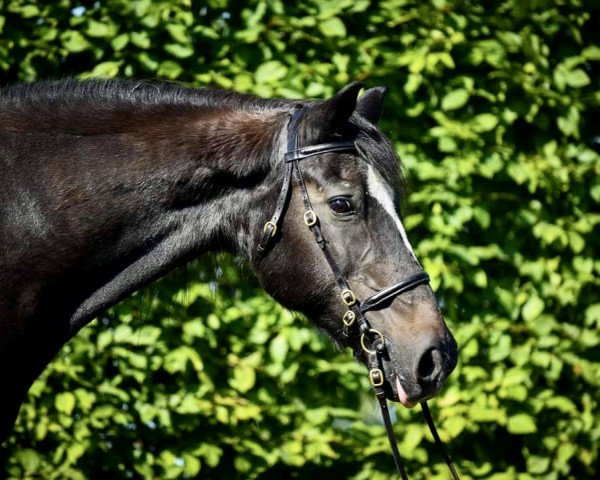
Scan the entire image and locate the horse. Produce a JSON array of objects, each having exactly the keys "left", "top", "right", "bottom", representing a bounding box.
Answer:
[{"left": 0, "top": 79, "right": 458, "bottom": 471}]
